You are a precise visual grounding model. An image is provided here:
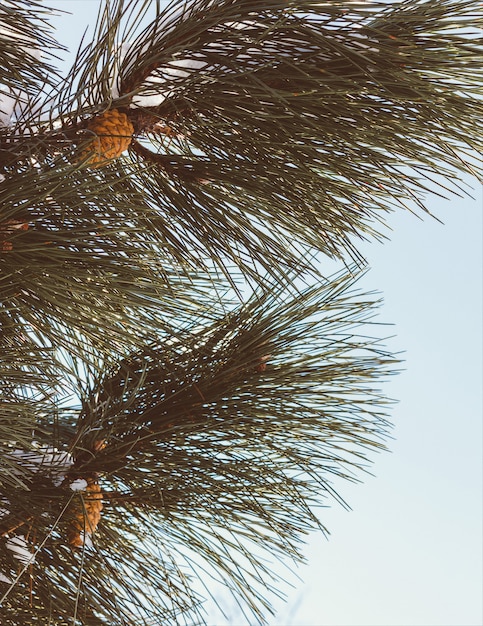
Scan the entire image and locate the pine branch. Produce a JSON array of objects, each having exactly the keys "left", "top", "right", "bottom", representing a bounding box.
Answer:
[
  {"left": 2, "top": 0, "right": 481, "bottom": 285},
  {"left": 0, "top": 268, "right": 399, "bottom": 624},
  {"left": 0, "top": 0, "right": 63, "bottom": 109},
  {"left": 0, "top": 1, "right": 479, "bottom": 623}
]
